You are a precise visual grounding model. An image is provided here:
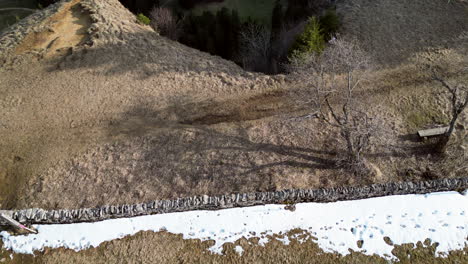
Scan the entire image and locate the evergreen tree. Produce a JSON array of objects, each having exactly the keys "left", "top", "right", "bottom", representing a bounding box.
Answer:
[
  {"left": 38, "top": 0, "right": 59, "bottom": 8},
  {"left": 271, "top": 0, "right": 284, "bottom": 33},
  {"left": 178, "top": 7, "right": 243, "bottom": 61},
  {"left": 290, "top": 16, "right": 325, "bottom": 57},
  {"left": 285, "top": 0, "right": 308, "bottom": 23},
  {"left": 215, "top": 8, "right": 231, "bottom": 58},
  {"left": 229, "top": 10, "right": 241, "bottom": 59},
  {"left": 179, "top": 0, "right": 197, "bottom": 9},
  {"left": 319, "top": 8, "right": 340, "bottom": 41}
]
